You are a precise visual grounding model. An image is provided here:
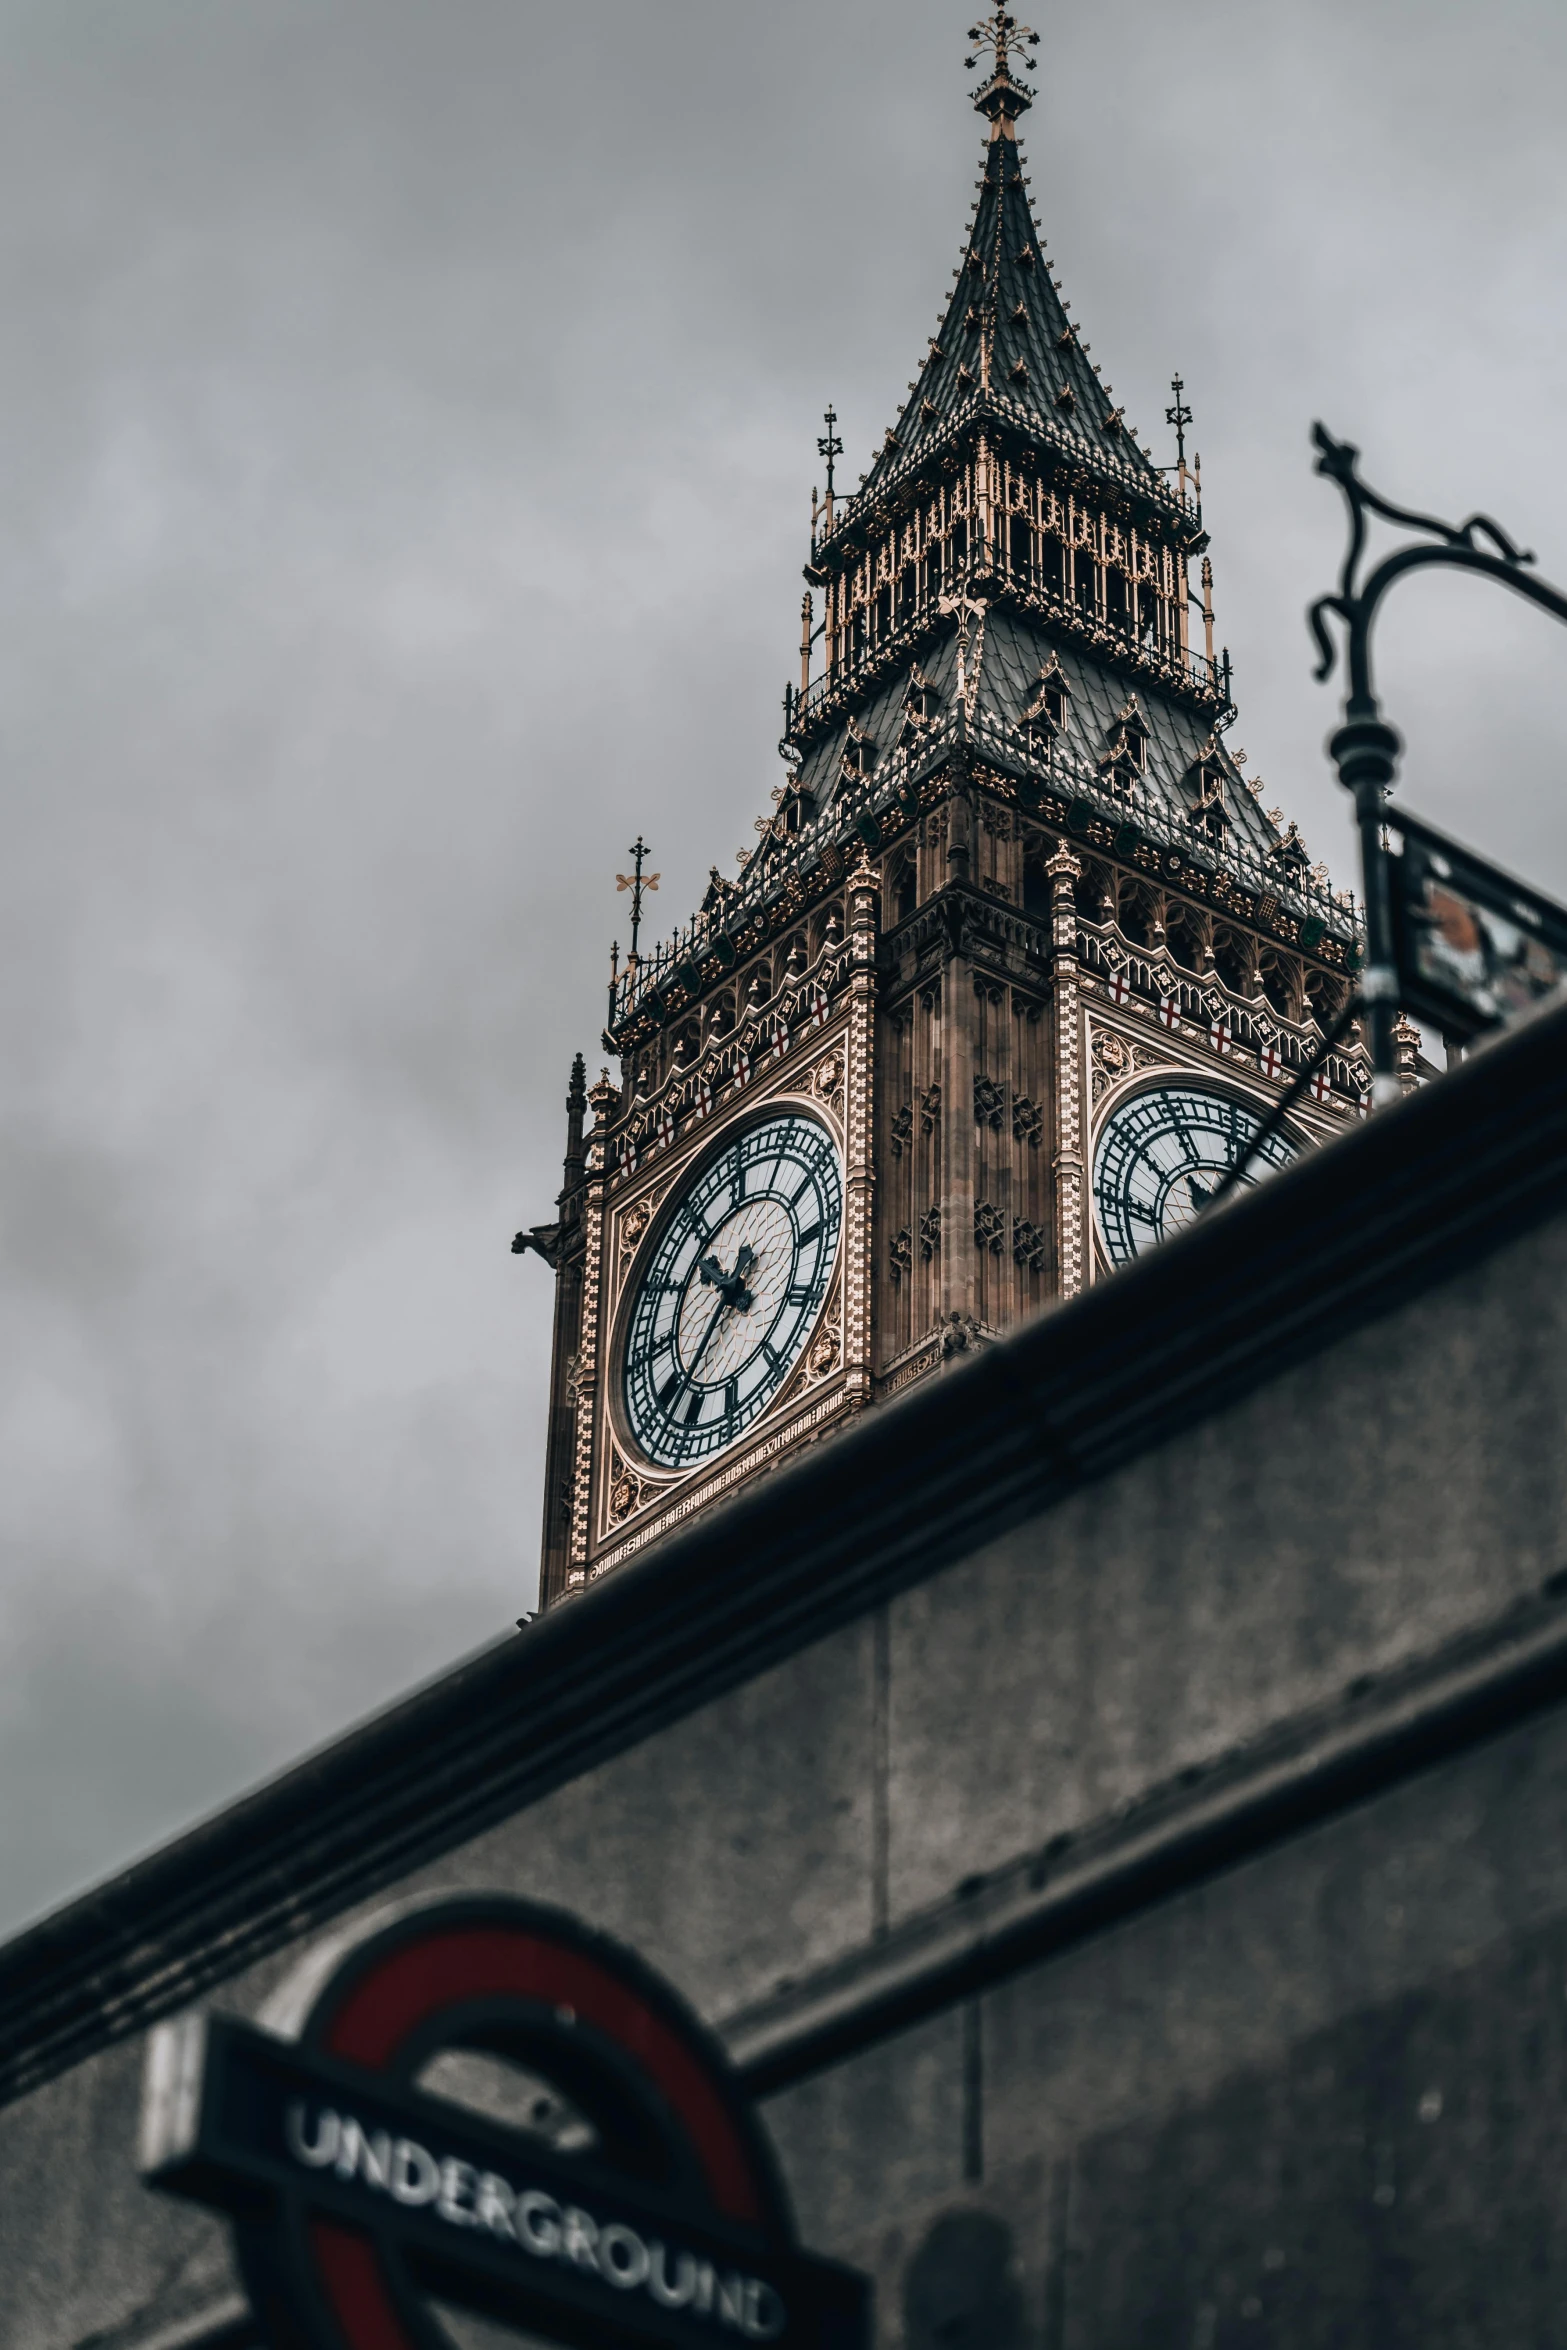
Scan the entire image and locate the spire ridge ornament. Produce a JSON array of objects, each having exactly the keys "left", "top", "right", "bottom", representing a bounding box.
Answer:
[
  {"left": 1165, "top": 373, "right": 1193, "bottom": 468},
  {"left": 964, "top": 9, "right": 1039, "bottom": 132}
]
